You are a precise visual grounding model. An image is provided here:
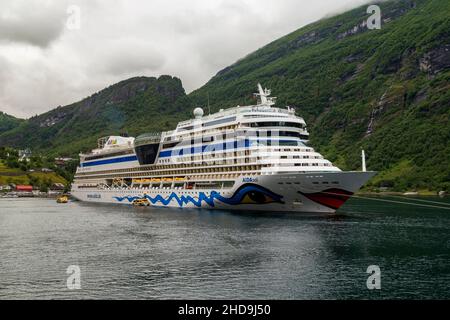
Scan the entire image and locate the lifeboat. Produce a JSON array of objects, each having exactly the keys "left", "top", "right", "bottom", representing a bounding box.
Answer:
[
  {"left": 132, "top": 198, "right": 150, "bottom": 207},
  {"left": 56, "top": 195, "right": 69, "bottom": 204}
]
